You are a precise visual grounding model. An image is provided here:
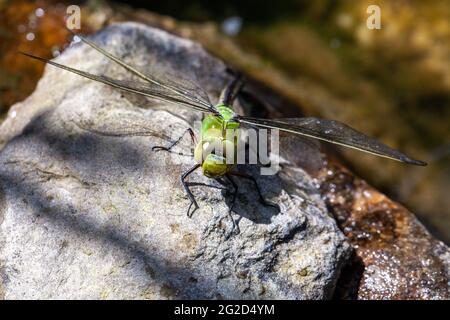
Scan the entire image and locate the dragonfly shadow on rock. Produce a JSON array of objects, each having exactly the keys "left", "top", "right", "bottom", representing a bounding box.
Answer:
[
  {"left": 72, "top": 113, "right": 197, "bottom": 158},
  {"left": 218, "top": 166, "right": 282, "bottom": 226},
  {"left": 15, "top": 110, "right": 171, "bottom": 184}
]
